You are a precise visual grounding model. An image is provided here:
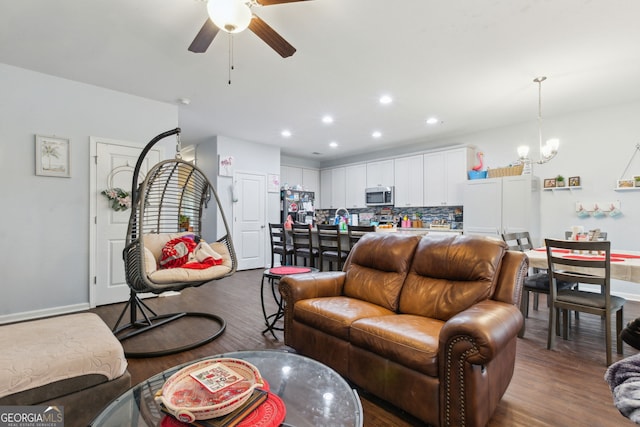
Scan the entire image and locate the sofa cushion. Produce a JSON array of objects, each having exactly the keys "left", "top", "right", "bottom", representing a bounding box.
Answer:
[
  {"left": 399, "top": 235, "right": 507, "bottom": 321},
  {"left": 0, "top": 313, "right": 127, "bottom": 399},
  {"left": 147, "top": 241, "right": 233, "bottom": 284},
  {"left": 350, "top": 314, "right": 444, "bottom": 377},
  {"left": 294, "top": 296, "right": 394, "bottom": 340},
  {"left": 343, "top": 233, "right": 421, "bottom": 311}
]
